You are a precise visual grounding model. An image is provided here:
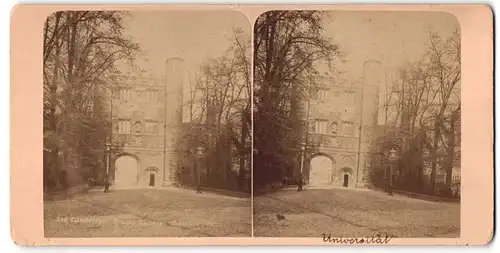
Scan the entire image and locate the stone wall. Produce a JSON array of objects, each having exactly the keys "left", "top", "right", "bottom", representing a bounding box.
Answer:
[
  {"left": 109, "top": 62, "right": 184, "bottom": 187},
  {"left": 301, "top": 76, "right": 380, "bottom": 188}
]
